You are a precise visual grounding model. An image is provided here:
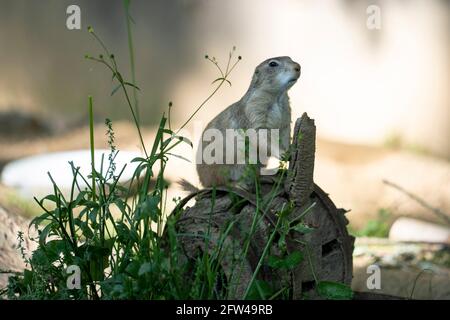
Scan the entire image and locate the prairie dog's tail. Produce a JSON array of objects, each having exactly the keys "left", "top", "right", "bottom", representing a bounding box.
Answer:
[{"left": 178, "top": 179, "right": 200, "bottom": 193}]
